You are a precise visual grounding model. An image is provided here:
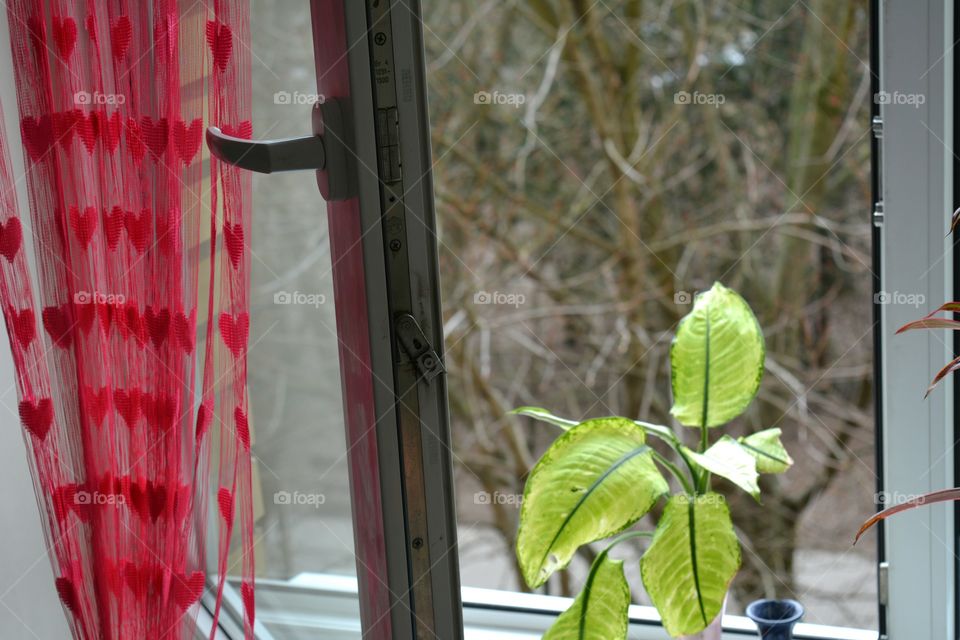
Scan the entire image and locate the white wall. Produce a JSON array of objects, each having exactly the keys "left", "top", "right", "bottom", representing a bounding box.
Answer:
[{"left": 0, "top": 8, "right": 71, "bottom": 639}]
